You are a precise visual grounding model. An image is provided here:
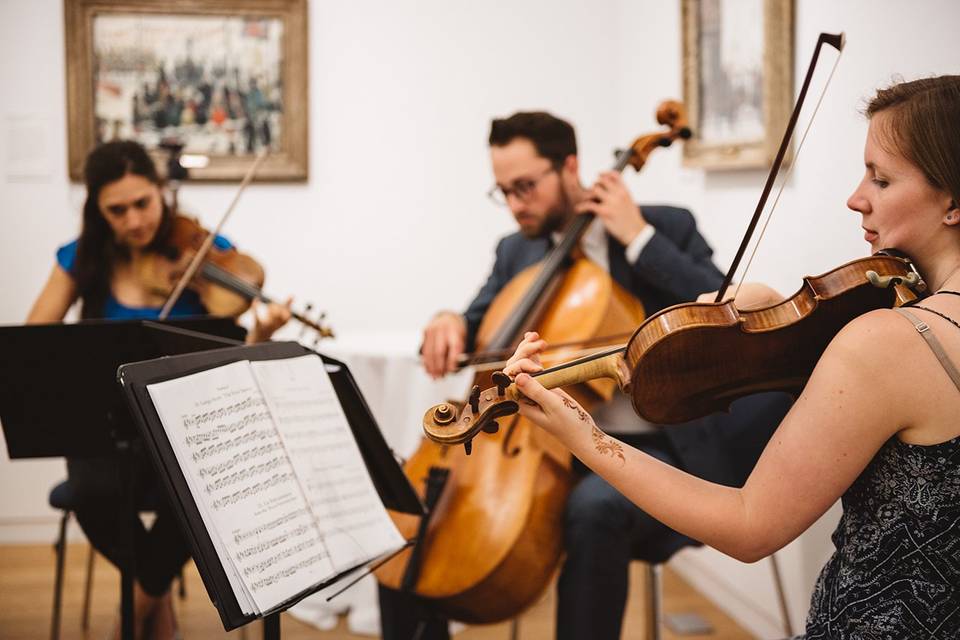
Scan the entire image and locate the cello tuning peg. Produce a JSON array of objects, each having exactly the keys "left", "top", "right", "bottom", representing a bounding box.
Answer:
[{"left": 463, "top": 440, "right": 472, "bottom": 456}]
